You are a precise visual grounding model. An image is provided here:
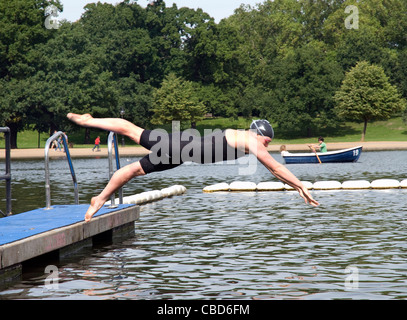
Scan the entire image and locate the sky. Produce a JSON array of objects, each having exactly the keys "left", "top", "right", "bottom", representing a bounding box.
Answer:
[{"left": 58, "top": 0, "right": 262, "bottom": 23}]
